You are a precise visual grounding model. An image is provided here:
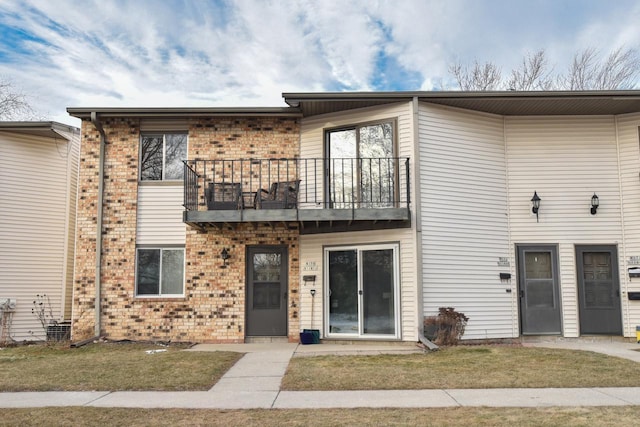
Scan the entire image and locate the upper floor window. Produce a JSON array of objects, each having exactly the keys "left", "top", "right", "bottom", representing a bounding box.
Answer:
[
  {"left": 140, "top": 133, "right": 188, "bottom": 181},
  {"left": 326, "top": 121, "right": 396, "bottom": 208}
]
